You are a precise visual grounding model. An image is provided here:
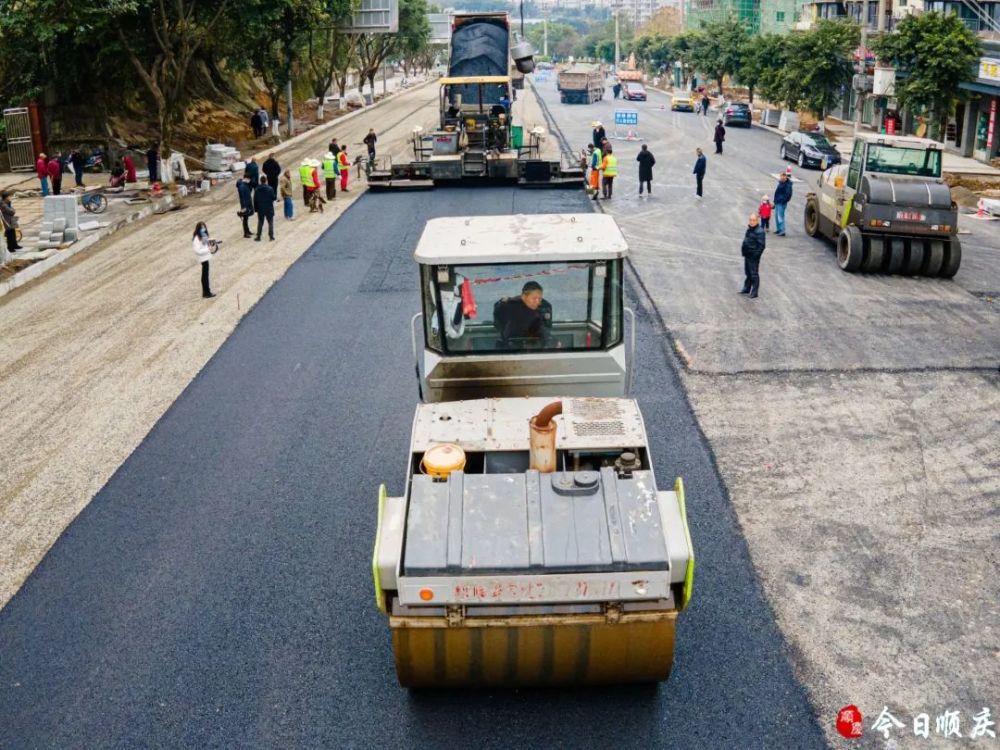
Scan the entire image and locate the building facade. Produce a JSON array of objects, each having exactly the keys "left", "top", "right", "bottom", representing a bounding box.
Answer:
[
  {"left": 957, "top": 44, "right": 1000, "bottom": 163},
  {"left": 684, "top": 0, "right": 762, "bottom": 33}
]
